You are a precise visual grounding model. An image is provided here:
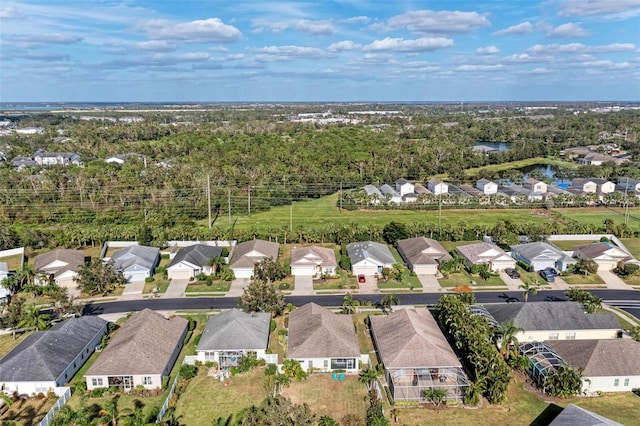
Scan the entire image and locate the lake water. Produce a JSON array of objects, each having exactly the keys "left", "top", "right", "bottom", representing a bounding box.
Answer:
[{"left": 518, "top": 164, "right": 571, "bottom": 189}]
